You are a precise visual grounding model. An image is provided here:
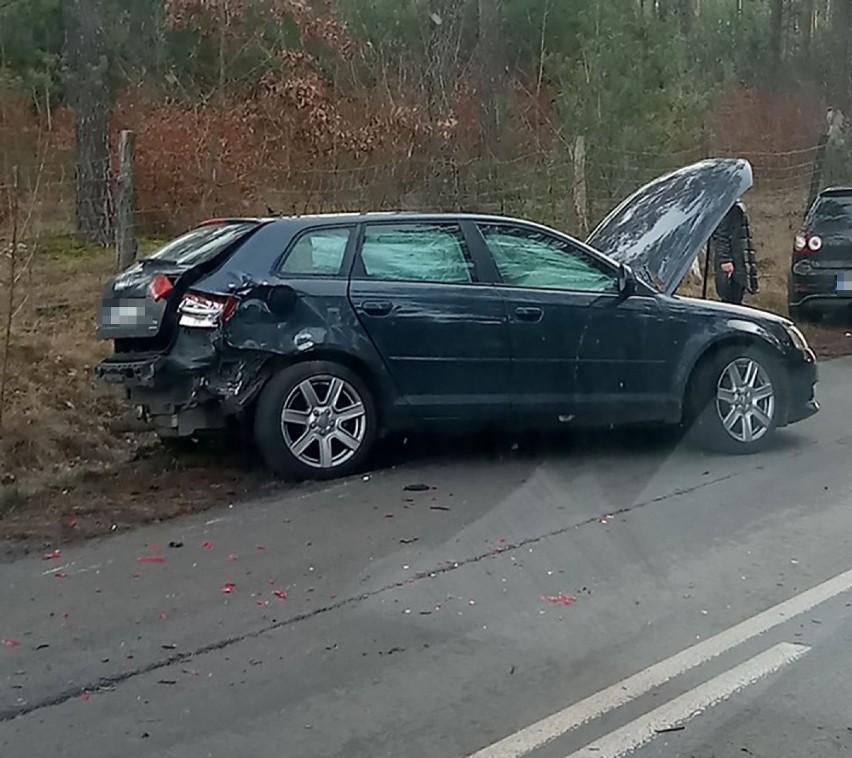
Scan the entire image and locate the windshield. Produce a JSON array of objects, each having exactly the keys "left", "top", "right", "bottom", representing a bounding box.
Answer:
[
  {"left": 146, "top": 222, "right": 258, "bottom": 266},
  {"left": 807, "top": 195, "right": 852, "bottom": 235}
]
